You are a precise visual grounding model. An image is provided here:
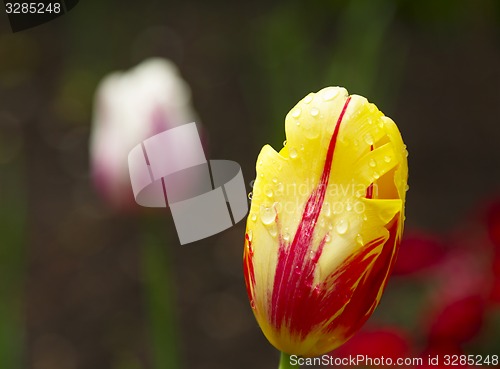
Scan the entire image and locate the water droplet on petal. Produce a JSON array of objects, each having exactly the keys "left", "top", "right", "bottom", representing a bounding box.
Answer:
[
  {"left": 373, "top": 172, "right": 380, "bottom": 179},
  {"left": 258, "top": 160, "right": 263, "bottom": 166},
  {"left": 289, "top": 148, "right": 298, "bottom": 159},
  {"left": 300, "top": 144, "right": 304, "bottom": 151},
  {"left": 333, "top": 203, "right": 342, "bottom": 215},
  {"left": 250, "top": 300, "right": 256, "bottom": 309},
  {"left": 325, "top": 233, "right": 331, "bottom": 243},
  {"left": 291, "top": 108, "right": 301, "bottom": 118},
  {"left": 322, "top": 88, "right": 338, "bottom": 101},
  {"left": 265, "top": 188, "right": 273, "bottom": 198},
  {"left": 364, "top": 134, "right": 374, "bottom": 146},
  {"left": 304, "top": 94, "right": 313, "bottom": 104},
  {"left": 353, "top": 139, "right": 359, "bottom": 146},
  {"left": 277, "top": 182, "right": 284, "bottom": 192},
  {"left": 250, "top": 213, "right": 257, "bottom": 222},
  {"left": 323, "top": 202, "right": 331, "bottom": 217},
  {"left": 310, "top": 108, "right": 319, "bottom": 117},
  {"left": 260, "top": 205, "right": 276, "bottom": 225},
  {"left": 247, "top": 230, "right": 253, "bottom": 242},
  {"left": 335, "top": 219, "right": 349, "bottom": 235},
  {"left": 384, "top": 155, "right": 392, "bottom": 163},
  {"left": 405, "top": 184, "right": 410, "bottom": 191},
  {"left": 283, "top": 140, "right": 287, "bottom": 147},
  {"left": 346, "top": 203, "right": 352, "bottom": 211},
  {"left": 363, "top": 214, "right": 368, "bottom": 221},
  {"left": 356, "top": 234, "right": 364, "bottom": 245},
  {"left": 296, "top": 121, "right": 301, "bottom": 126},
  {"left": 369, "top": 159, "right": 377, "bottom": 168},
  {"left": 248, "top": 192, "right": 253, "bottom": 200},
  {"left": 272, "top": 177, "right": 278, "bottom": 184},
  {"left": 283, "top": 232, "right": 290, "bottom": 242},
  {"left": 404, "top": 149, "right": 409, "bottom": 157},
  {"left": 269, "top": 226, "right": 278, "bottom": 238}
]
